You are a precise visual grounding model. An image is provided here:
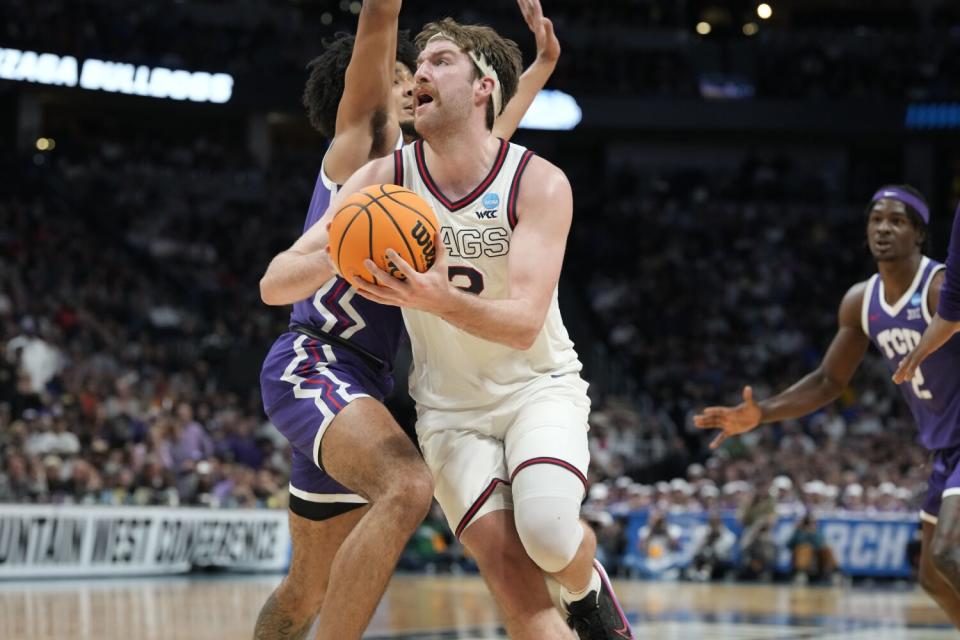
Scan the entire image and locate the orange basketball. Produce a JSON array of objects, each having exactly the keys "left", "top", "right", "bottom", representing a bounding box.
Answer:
[{"left": 328, "top": 184, "right": 439, "bottom": 289}]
